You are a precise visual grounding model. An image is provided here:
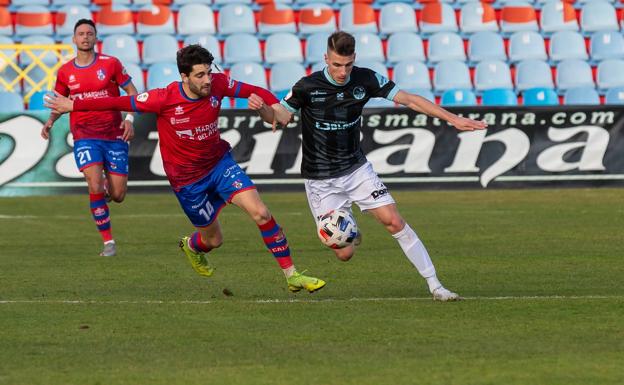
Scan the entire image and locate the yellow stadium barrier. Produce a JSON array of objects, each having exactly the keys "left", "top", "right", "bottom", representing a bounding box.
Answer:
[{"left": 0, "top": 44, "right": 75, "bottom": 103}]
